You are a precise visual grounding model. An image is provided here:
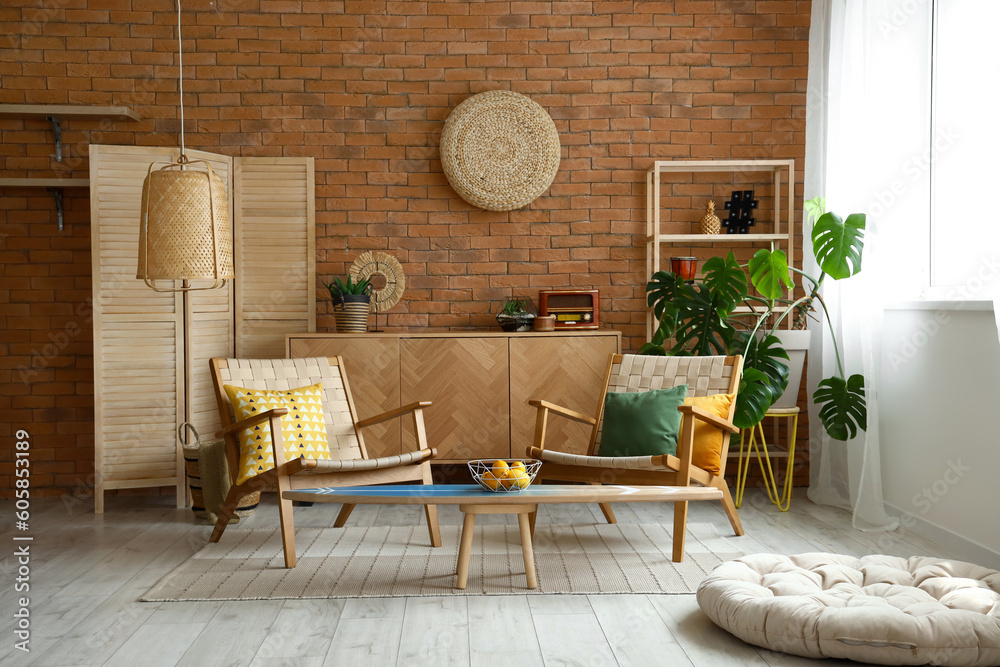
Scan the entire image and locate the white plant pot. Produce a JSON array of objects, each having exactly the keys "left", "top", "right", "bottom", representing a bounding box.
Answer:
[{"left": 770, "top": 329, "right": 811, "bottom": 409}]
